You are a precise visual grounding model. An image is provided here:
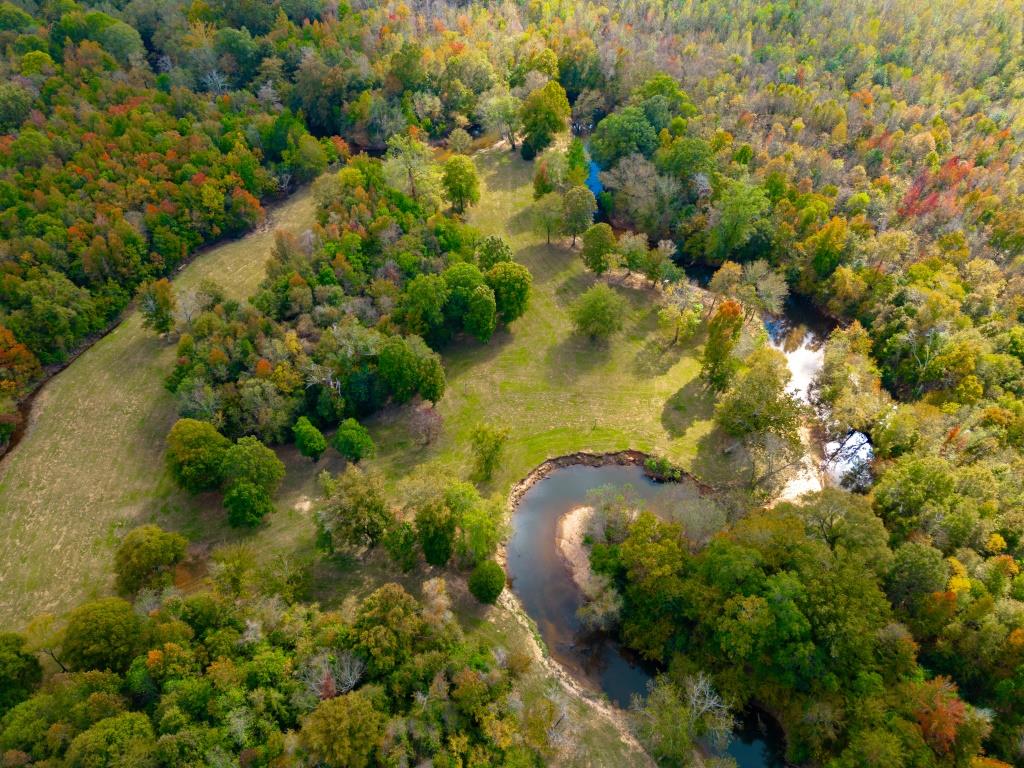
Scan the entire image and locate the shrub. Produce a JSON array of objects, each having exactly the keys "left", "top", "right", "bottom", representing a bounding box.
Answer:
[
  {"left": 114, "top": 525, "right": 187, "bottom": 595},
  {"left": 224, "top": 481, "right": 275, "bottom": 528},
  {"left": 468, "top": 560, "right": 506, "bottom": 604},
  {"left": 333, "top": 418, "right": 375, "bottom": 462},
  {"left": 293, "top": 416, "right": 327, "bottom": 461}
]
